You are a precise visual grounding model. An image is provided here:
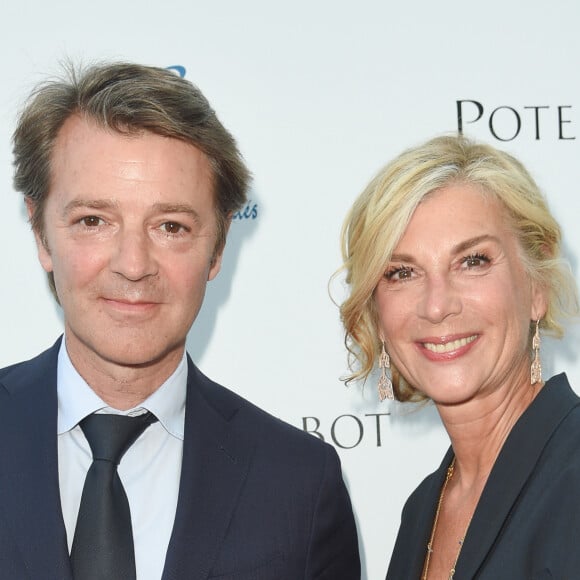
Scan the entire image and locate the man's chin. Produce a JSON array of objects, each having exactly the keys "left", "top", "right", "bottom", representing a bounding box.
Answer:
[{"left": 66, "top": 333, "right": 185, "bottom": 371}]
